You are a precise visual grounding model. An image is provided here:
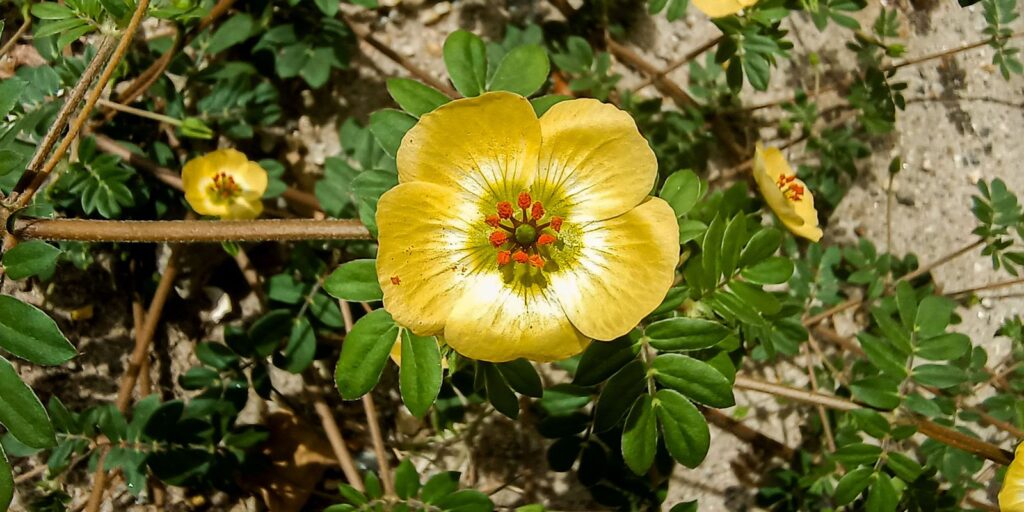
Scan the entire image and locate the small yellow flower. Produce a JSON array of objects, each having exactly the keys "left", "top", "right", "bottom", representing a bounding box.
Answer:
[
  {"left": 1002, "top": 443, "right": 1024, "bottom": 511},
  {"left": 182, "top": 149, "right": 268, "bottom": 220},
  {"left": 376, "top": 92, "right": 679, "bottom": 363},
  {"left": 693, "top": 0, "right": 757, "bottom": 18},
  {"left": 752, "top": 143, "right": 823, "bottom": 242}
]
